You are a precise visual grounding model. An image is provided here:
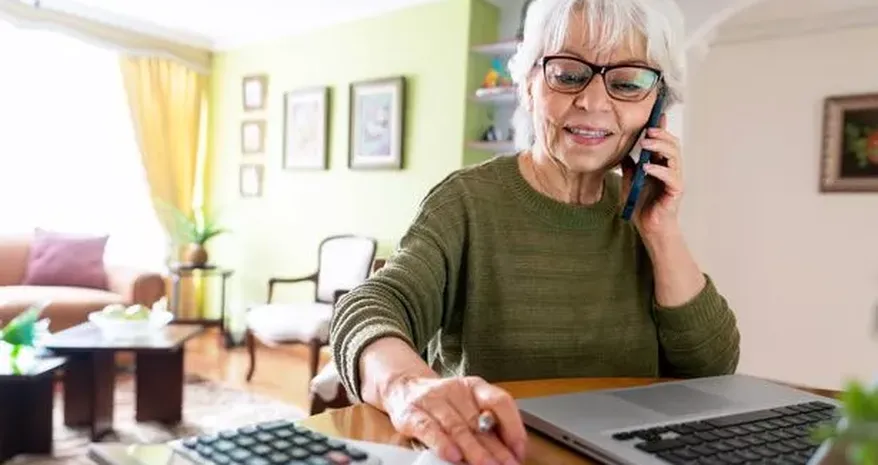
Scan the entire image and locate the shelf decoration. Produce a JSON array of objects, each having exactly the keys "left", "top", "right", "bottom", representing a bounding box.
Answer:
[{"left": 476, "top": 58, "right": 514, "bottom": 99}]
